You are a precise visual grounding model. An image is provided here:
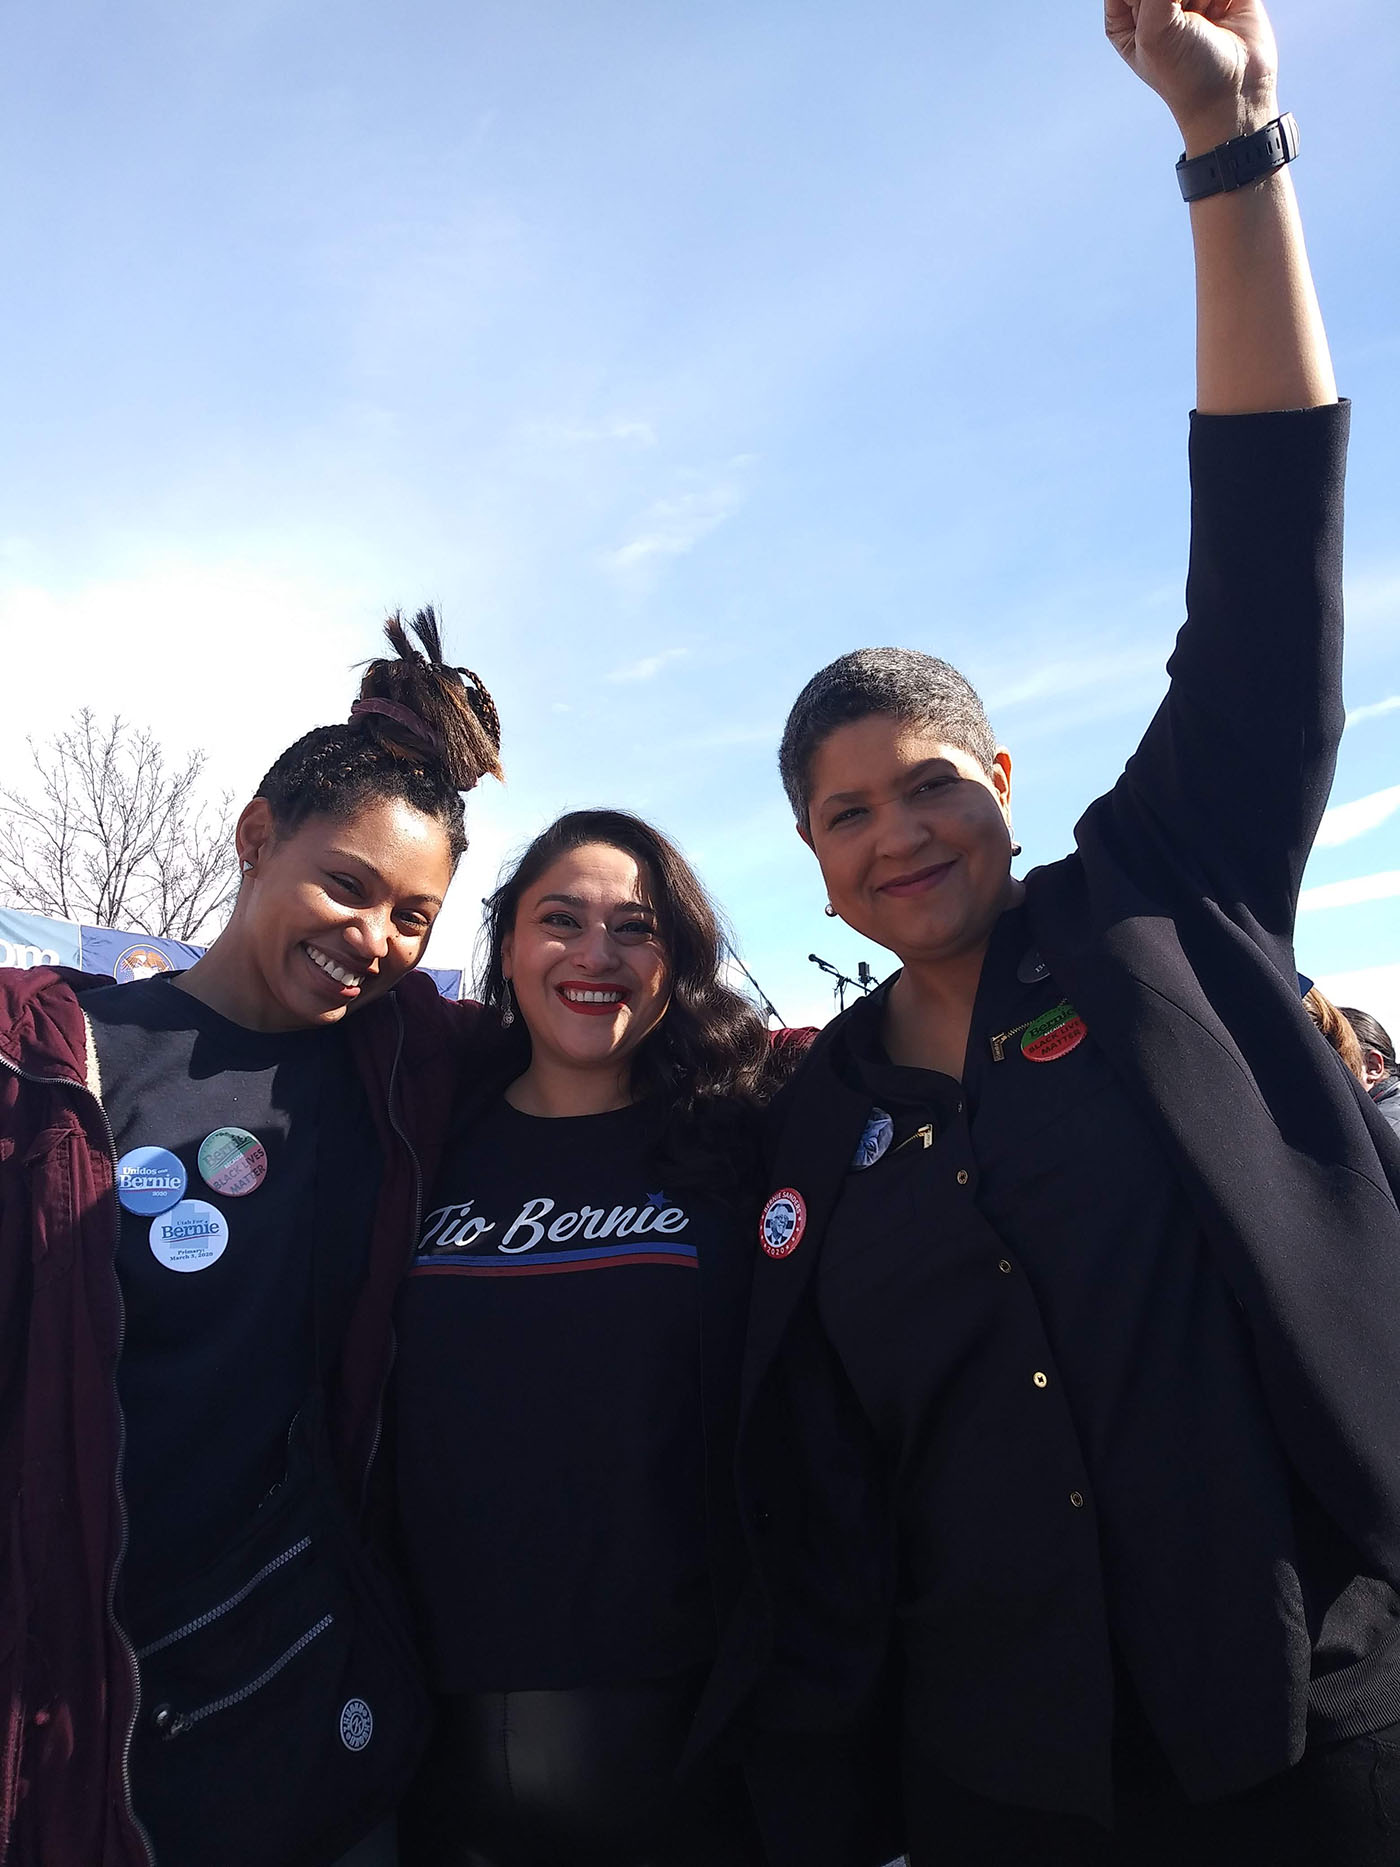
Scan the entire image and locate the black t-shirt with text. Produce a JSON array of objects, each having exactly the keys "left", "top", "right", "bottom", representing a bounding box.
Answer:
[
  {"left": 395, "top": 1095, "right": 718, "bottom": 1692},
  {"left": 86, "top": 975, "right": 380, "bottom": 1611}
]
